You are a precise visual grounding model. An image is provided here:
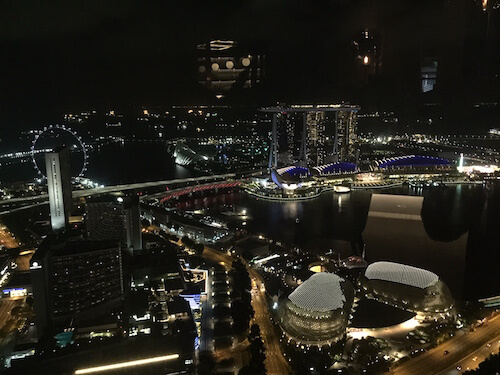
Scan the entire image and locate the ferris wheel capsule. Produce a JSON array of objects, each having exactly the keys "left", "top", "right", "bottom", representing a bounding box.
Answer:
[{"left": 31, "top": 125, "right": 88, "bottom": 179}]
